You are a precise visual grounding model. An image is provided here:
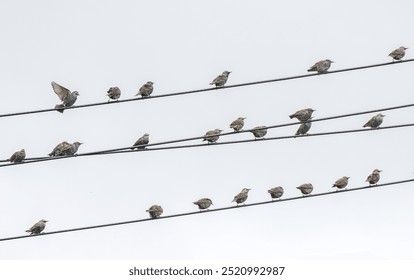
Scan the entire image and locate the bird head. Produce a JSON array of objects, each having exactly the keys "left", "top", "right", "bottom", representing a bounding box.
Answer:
[
  {"left": 223, "top": 71, "right": 231, "bottom": 75},
  {"left": 147, "top": 81, "right": 154, "bottom": 85},
  {"left": 72, "top": 91, "right": 80, "bottom": 96},
  {"left": 241, "top": 188, "right": 251, "bottom": 193},
  {"left": 326, "top": 59, "right": 334, "bottom": 63},
  {"left": 40, "top": 219, "right": 48, "bottom": 223}
]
